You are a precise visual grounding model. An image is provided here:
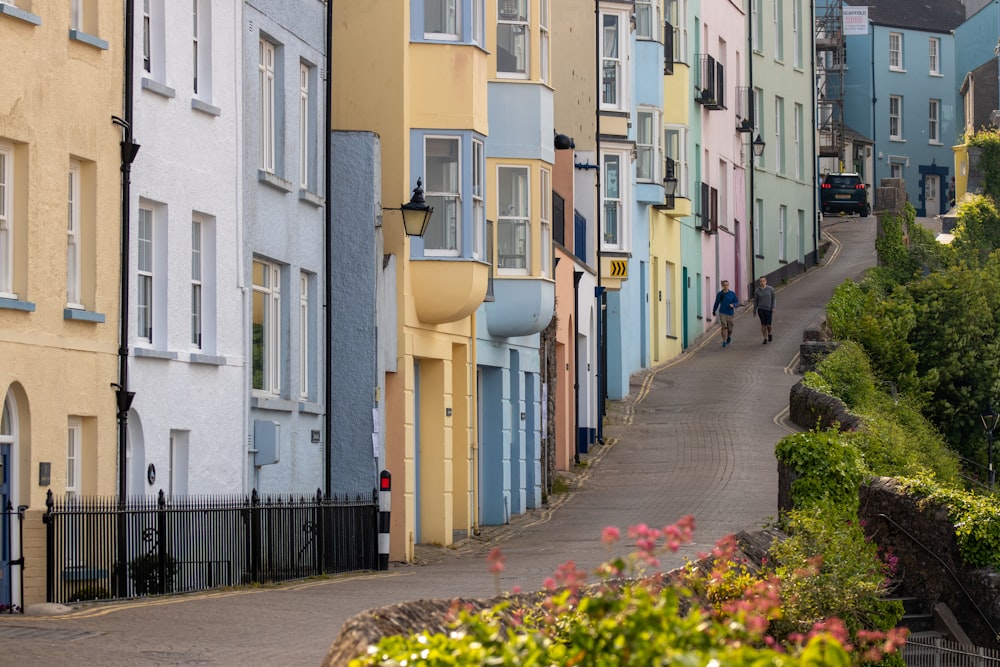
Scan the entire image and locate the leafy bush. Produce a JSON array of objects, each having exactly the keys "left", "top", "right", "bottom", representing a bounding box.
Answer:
[
  {"left": 775, "top": 430, "right": 867, "bottom": 510},
  {"left": 129, "top": 551, "right": 177, "bottom": 595},
  {"left": 69, "top": 585, "right": 111, "bottom": 602},
  {"left": 812, "top": 341, "right": 876, "bottom": 408}
]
